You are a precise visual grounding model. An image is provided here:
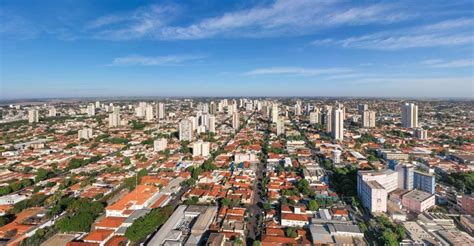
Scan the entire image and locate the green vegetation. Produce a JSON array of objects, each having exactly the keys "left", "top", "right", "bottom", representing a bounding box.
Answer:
[
  {"left": 308, "top": 199, "right": 319, "bottom": 211},
  {"left": 285, "top": 227, "right": 298, "bottom": 238},
  {"left": 20, "top": 226, "right": 57, "bottom": 246},
  {"left": 330, "top": 167, "right": 357, "bottom": 197},
  {"left": 11, "top": 194, "right": 49, "bottom": 214},
  {"left": 131, "top": 120, "right": 146, "bottom": 130},
  {"left": 440, "top": 171, "right": 474, "bottom": 193},
  {"left": 0, "top": 179, "right": 34, "bottom": 195},
  {"left": 125, "top": 206, "right": 174, "bottom": 242},
  {"left": 56, "top": 198, "right": 104, "bottom": 232},
  {"left": 124, "top": 168, "right": 148, "bottom": 190}
]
